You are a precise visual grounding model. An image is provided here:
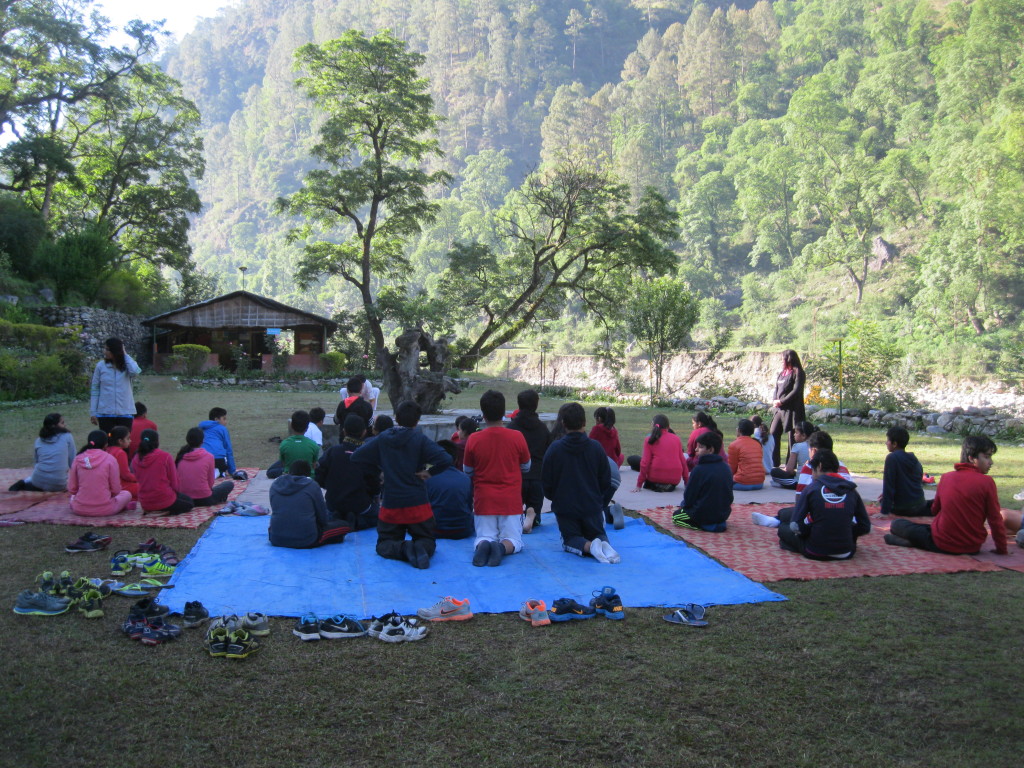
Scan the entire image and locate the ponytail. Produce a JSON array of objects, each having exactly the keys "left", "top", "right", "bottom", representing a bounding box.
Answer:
[
  {"left": 137, "top": 429, "right": 159, "bottom": 458},
  {"left": 78, "top": 430, "right": 108, "bottom": 455},
  {"left": 176, "top": 427, "right": 205, "bottom": 465},
  {"left": 649, "top": 414, "right": 670, "bottom": 445}
]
